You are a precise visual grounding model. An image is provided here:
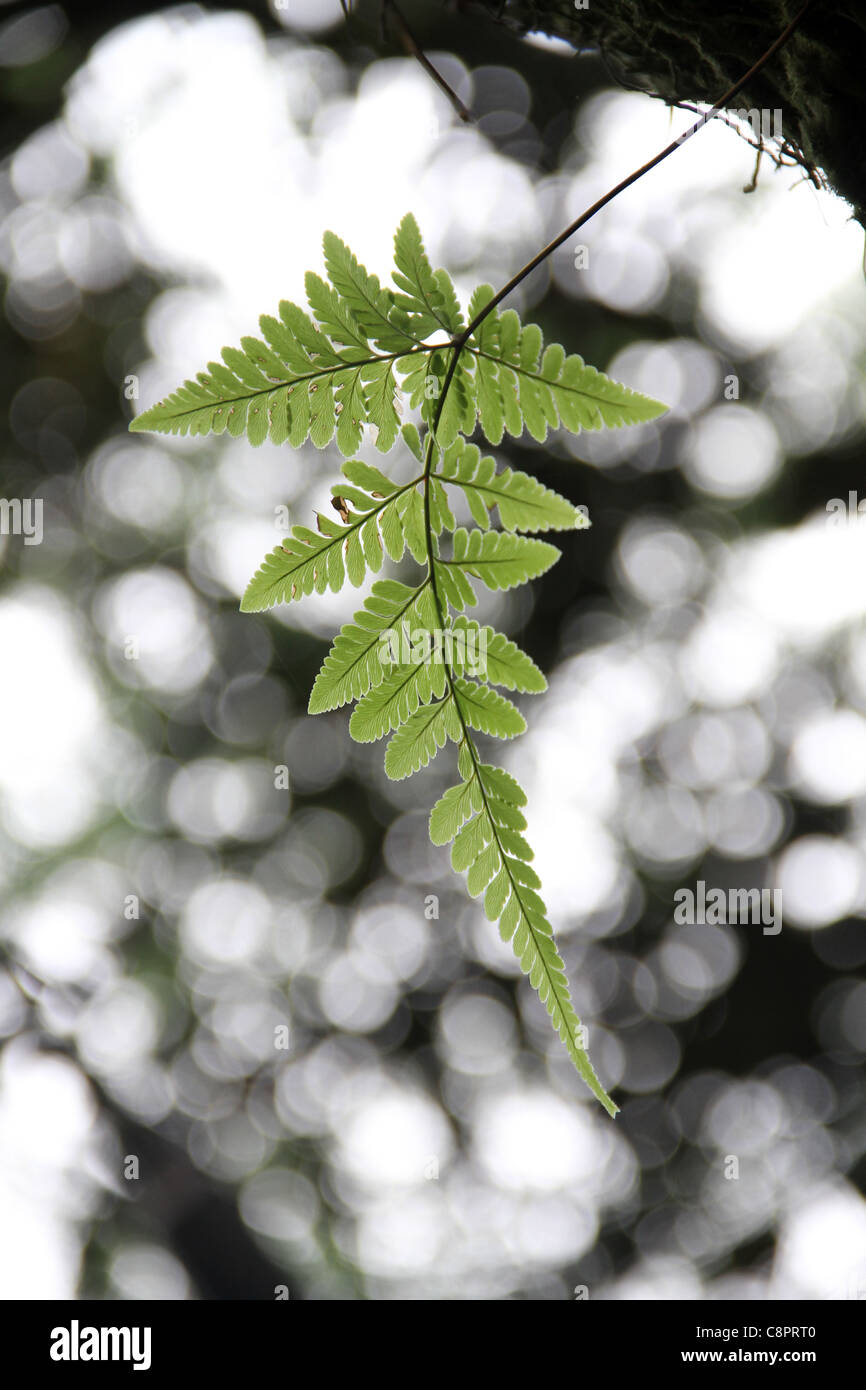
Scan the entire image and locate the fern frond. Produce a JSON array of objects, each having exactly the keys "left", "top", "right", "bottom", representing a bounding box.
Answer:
[
  {"left": 129, "top": 301, "right": 339, "bottom": 443},
  {"left": 429, "top": 776, "right": 483, "bottom": 844},
  {"left": 429, "top": 353, "right": 476, "bottom": 446},
  {"left": 399, "top": 346, "right": 476, "bottom": 445},
  {"left": 128, "top": 210, "right": 668, "bottom": 1115},
  {"left": 332, "top": 363, "right": 367, "bottom": 455},
  {"left": 453, "top": 677, "right": 526, "bottom": 738},
  {"left": 241, "top": 473, "right": 421, "bottom": 611},
  {"left": 466, "top": 285, "right": 517, "bottom": 444},
  {"left": 401, "top": 422, "right": 424, "bottom": 462},
  {"left": 362, "top": 360, "right": 401, "bottom": 451},
  {"left": 450, "top": 617, "right": 547, "bottom": 692},
  {"left": 322, "top": 232, "right": 418, "bottom": 353},
  {"left": 349, "top": 655, "right": 447, "bottom": 741},
  {"left": 427, "top": 476, "right": 457, "bottom": 537},
  {"left": 393, "top": 213, "right": 463, "bottom": 335},
  {"left": 129, "top": 250, "right": 424, "bottom": 456},
  {"left": 431, "top": 756, "right": 618, "bottom": 1117},
  {"left": 307, "top": 580, "right": 435, "bottom": 713},
  {"left": 466, "top": 291, "right": 667, "bottom": 441},
  {"left": 383, "top": 692, "right": 461, "bottom": 779},
  {"left": 304, "top": 270, "right": 370, "bottom": 354},
  {"left": 240, "top": 524, "right": 347, "bottom": 610},
  {"left": 438, "top": 438, "right": 587, "bottom": 532},
  {"left": 396, "top": 487, "right": 428, "bottom": 564},
  {"left": 438, "top": 527, "right": 561, "bottom": 600},
  {"left": 335, "top": 458, "right": 401, "bottom": 501}
]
